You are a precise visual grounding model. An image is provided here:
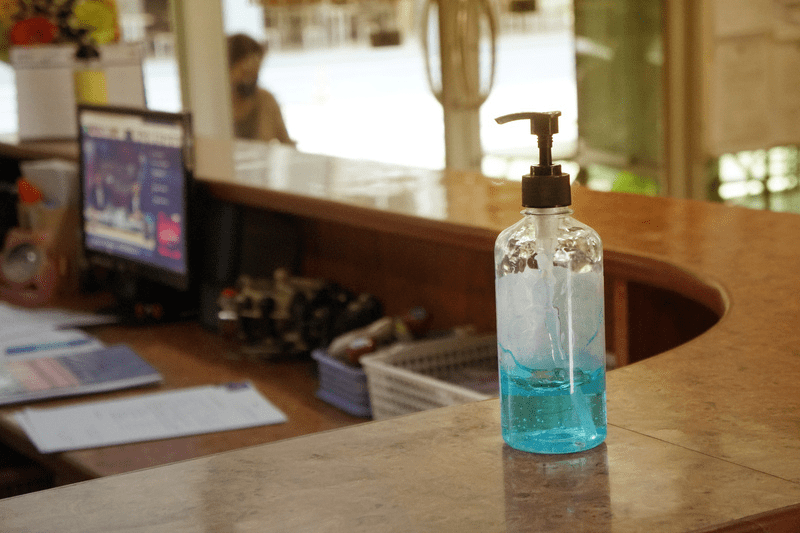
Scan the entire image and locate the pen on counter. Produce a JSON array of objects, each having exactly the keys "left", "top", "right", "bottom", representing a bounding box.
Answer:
[{"left": 6, "top": 338, "right": 94, "bottom": 356}]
